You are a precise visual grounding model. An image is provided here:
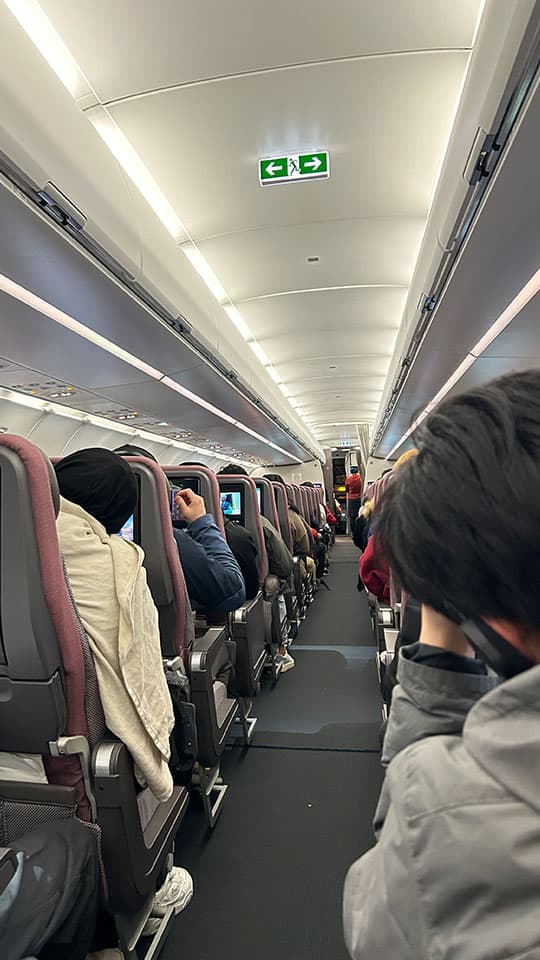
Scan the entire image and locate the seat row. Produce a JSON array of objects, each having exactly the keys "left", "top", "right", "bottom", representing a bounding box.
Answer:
[{"left": 0, "top": 434, "right": 330, "bottom": 958}]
